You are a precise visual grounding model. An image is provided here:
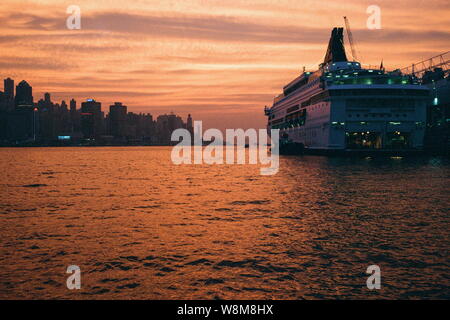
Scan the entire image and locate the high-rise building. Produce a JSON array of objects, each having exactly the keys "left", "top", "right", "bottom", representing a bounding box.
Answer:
[
  {"left": 81, "top": 99, "right": 103, "bottom": 139},
  {"left": 69, "top": 98, "right": 79, "bottom": 133},
  {"left": 109, "top": 102, "right": 127, "bottom": 139},
  {"left": 61, "top": 100, "right": 68, "bottom": 111},
  {"left": 7, "top": 80, "right": 35, "bottom": 140},
  {"left": 70, "top": 99, "right": 76, "bottom": 113},
  {"left": 15, "top": 80, "right": 33, "bottom": 108},
  {"left": 44, "top": 92, "right": 51, "bottom": 104},
  {"left": 187, "top": 114, "right": 193, "bottom": 134},
  {"left": 0, "top": 91, "right": 7, "bottom": 113},
  {"left": 156, "top": 113, "right": 185, "bottom": 145},
  {"left": 4, "top": 78, "right": 14, "bottom": 101},
  {"left": 0, "top": 91, "right": 7, "bottom": 139}
]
